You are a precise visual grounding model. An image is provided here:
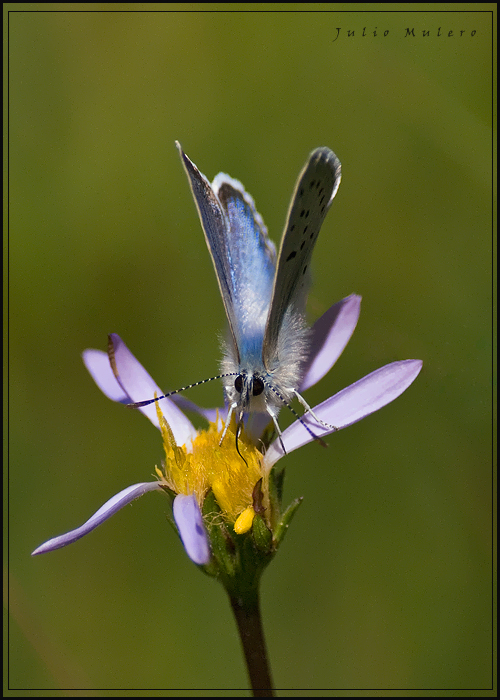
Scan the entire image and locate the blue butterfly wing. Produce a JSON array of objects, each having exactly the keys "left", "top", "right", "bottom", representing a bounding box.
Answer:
[{"left": 177, "top": 142, "right": 276, "bottom": 363}]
